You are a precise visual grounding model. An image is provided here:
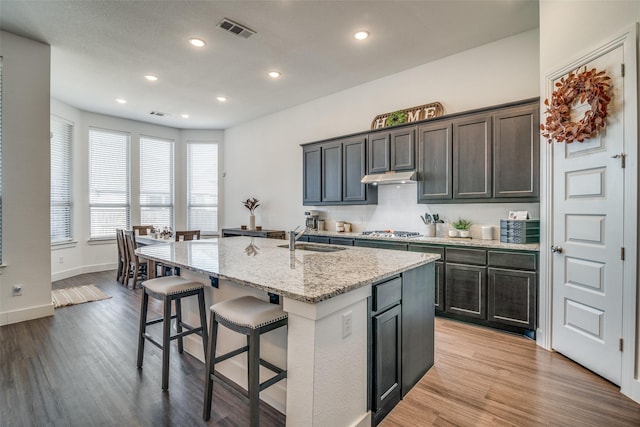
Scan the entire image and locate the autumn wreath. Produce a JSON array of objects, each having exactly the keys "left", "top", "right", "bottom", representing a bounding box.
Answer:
[{"left": 540, "top": 68, "right": 611, "bottom": 143}]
